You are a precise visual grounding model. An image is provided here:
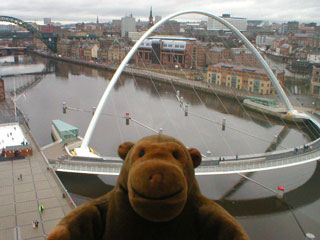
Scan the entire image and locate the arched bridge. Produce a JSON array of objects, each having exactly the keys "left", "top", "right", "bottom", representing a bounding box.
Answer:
[{"left": 0, "top": 16, "right": 57, "bottom": 52}]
